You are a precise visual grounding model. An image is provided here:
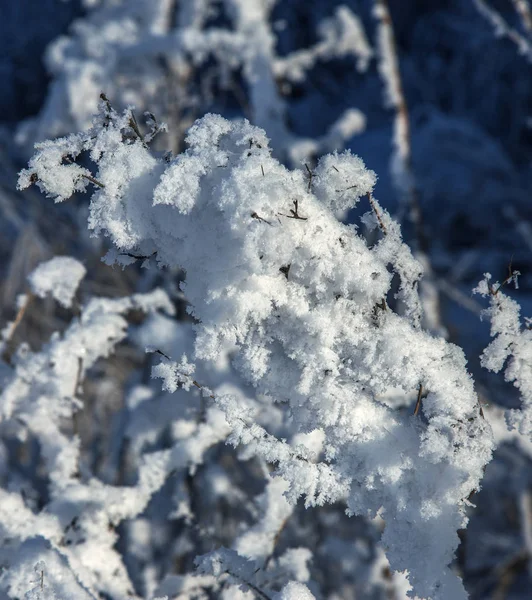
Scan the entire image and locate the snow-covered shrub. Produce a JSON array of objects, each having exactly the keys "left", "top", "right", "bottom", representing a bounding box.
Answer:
[
  {"left": 17, "top": 0, "right": 370, "bottom": 165},
  {"left": 0, "top": 257, "right": 179, "bottom": 598},
  {"left": 15, "top": 98, "right": 495, "bottom": 599},
  {"left": 475, "top": 272, "right": 532, "bottom": 436}
]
